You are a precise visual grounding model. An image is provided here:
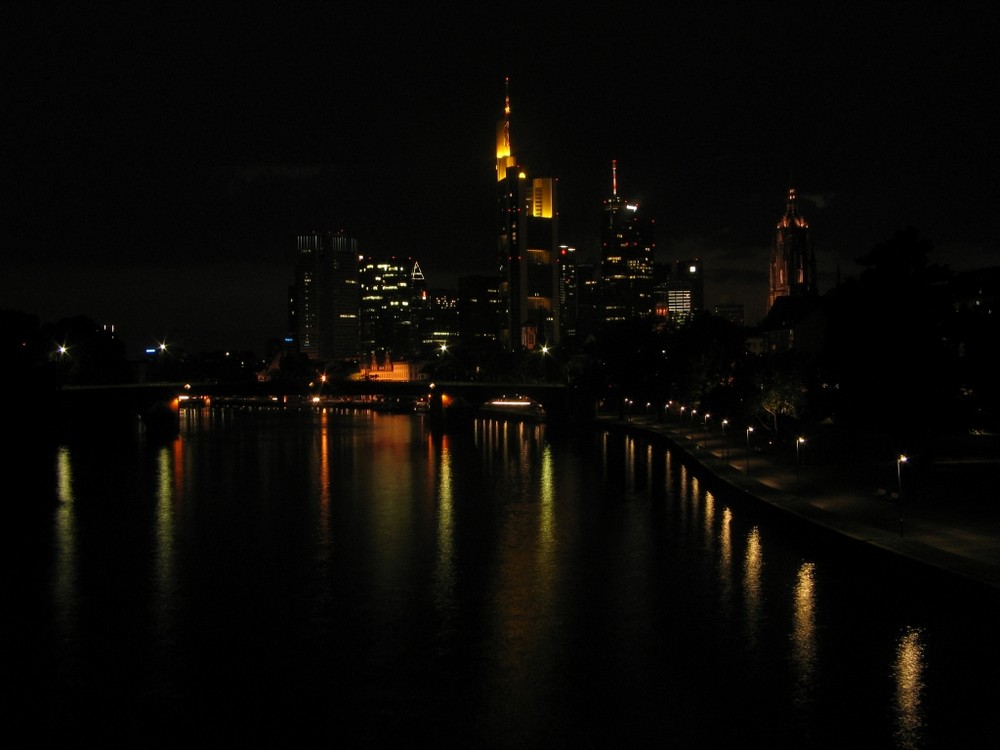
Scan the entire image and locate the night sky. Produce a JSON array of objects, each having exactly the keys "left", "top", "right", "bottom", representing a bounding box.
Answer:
[{"left": 6, "top": 2, "right": 999, "bottom": 356}]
